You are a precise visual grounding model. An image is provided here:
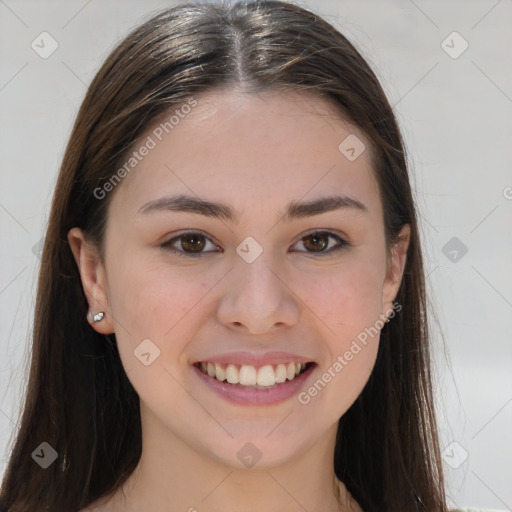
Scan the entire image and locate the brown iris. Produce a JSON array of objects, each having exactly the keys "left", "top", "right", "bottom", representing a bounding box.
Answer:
[
  {"left": 302, "top": 233, "right": 328, "bottom": 252},
  {"left": 180, "top": 233, "right": 206, "bottom": 253}
]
